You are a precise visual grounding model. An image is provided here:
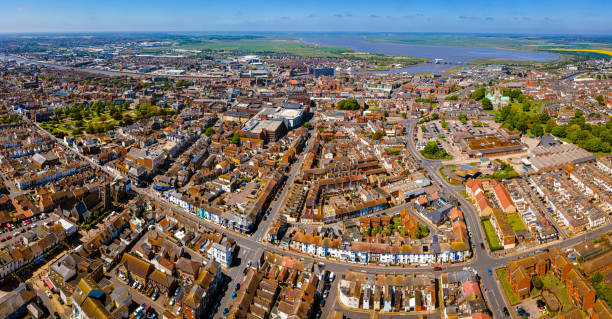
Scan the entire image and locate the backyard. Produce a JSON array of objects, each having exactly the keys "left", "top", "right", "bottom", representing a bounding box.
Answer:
[
  {"left": 482, "top": 219, "right": 503, "bottom": 251},
  {"left": 507, "top": 214, "right": 527, "bottom": 232}
]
